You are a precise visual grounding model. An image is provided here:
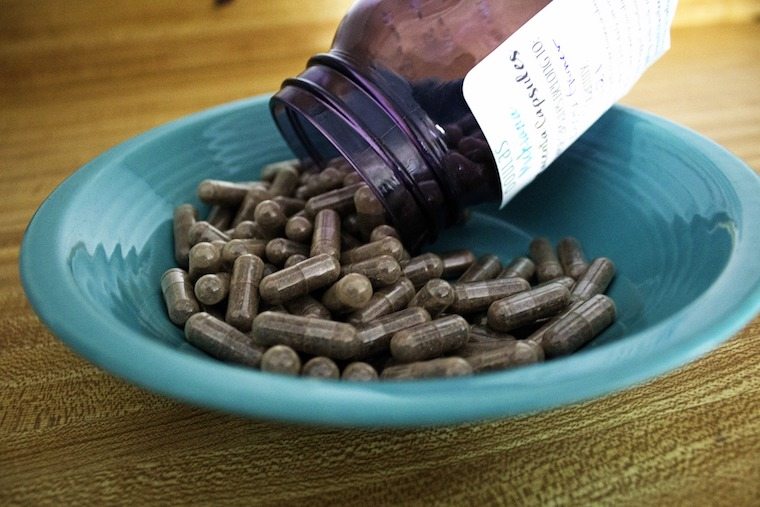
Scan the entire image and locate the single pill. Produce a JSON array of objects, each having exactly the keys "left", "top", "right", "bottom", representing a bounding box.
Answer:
[
  {"left": 221, "top": 238, "right": 267, "bottom": 268},
  {"left": 225, "top": 254, "right": 265, "bottom": 332},
  {"left": 487, "top": 282, "right": 571, "bottom": 332},
  {"left": 570, "top": 257, "right": 616, "bottom": 303},
  {"left": 347, "top": 277, "right": 416, "bottom": 324},
  {"left": 184, "top": 312, "right": 264, "bottom": 367},
  {"left": 252, "top": 311, "right": 361, "bottom": 360},
  {"left": 341, "top": 236, "right": 405, "bottom": 264},
  {"left": 354, "top": 184, "right": 386, "bottom": 238},
  {"left": 341, "top": 362, "right": 379, "bottom": 381},
  {"left": 188, "top": 221, "right": 231, "bottom": 245},
  {"left": 260, "top": 159, "right": 300, "bottom": 182},
  {"left": 299, "top": 166, "right": 344, "bottom": 199},
  {"left": 525, "top": 300, "right": 584, "bottom": 349},
  {"left": 305, "top": 182, "right": 363, "bottom": 216},
  {"left": 232, "top": 187, "right": 272, "bottom": 226},
  {"left": 369, "top": 224, "right": 401, "bottom": 242},
  {"left": 254, "top": 200, "right": 287, "bottom": 237},
  {"left": 343, "top": 171, "right": 364, "bottom": 187},
  {"left": 173, "top": 204, "right": 197, "bottom": 269},
  {"left": 267, "top": 165, "right": 300, "bottom": 197},
  {"left": 285, "top": 213, "right": 314, "bottom": 243},
  {"left": 321, "top": 273, "right": 374, "bottom": 313},
  {"left": 284, "top": 253, "right": 308, "bottom": 268},
  {"left": 530, "top": 237, "right": 564, "bottom": 282},
  {"left": 341, "top": 255, "right": 402, "bottom": 288},
  {"left": 260, "top": 344, "right": 301, "bottom": 375},
  {"left": 259, "top": 253, "right": 341, "bottom": 305},
  {"left": 188, "top": 242, "right": 223, "bottom": 281},
  {"left": 498, "top": 256, "right": 535, "bottom": 281},
  {"left": 542, "top": 294, "right": 617, "bottom": 357},
  {"left": 197, "top": 179, "right": 252, "bottom": 206},
  {"left": 557, "top": 237, "right": 590, "bottom": 279},
  {"left": 310, "top": 209, "right": 341, "bottom": 258},
  {"left": 468, "top": 325, "right": 517, "bottom": 343},
  {"left": 230, "top": 220, "right": 263, "bottom": 240},
  {"left": 403, "top": 253, "right": 444, "bottom": 288},
  {"left": 194, "top": 272, "right": 231, "bottom": 306},
  {"left": 161, "top": 268, "right": 200, "bottom": 325},
  {"left": 266, "top": 238, "right": 310, "bottom": 267},
  {"left": 283, "top": 294, "right": 331, "bottom": 319},
  {"left": 457, "top": 254, "right": 502, "bottom": 283},
  {"left": 272, "top": 196, "right": 306, "bottom": 216},
  {"left": 449, "top": 277, "right": 530, "bottom": 314},
  {"left": 206, "top": 205, "right": 235, "bottom": 231},
  {"left": 439, "top": 249, "right": 477, "bottom": 279},
  {"left": 408, "top": 279, "right": 454, "bottom": 318},
  {"left": 465, "top": 340, "right": 544, "bottom": 372},
  {"left": 354, "top": 307, "right": 430, "bottom": 359},
  {"left": 381, "top": 357, "right": 473, "bottom": 380},
  {"left": 390, "top": 315, "right": 470, "bottom": 363},
  {"left": 301, "top": 356, "right": 340, "bottom": 379}
]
